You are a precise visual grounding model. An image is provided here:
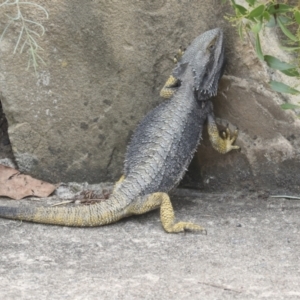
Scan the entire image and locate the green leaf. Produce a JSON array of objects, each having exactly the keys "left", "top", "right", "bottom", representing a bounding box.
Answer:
[
  {"left": 280, "top": 68, "right": 300, "bottom": 77},
  {"left": 270, "top": 81, "right": 300, "bottom": 95},
  {"left": 255, "top": 33, "right": 264, "bottom": 60},
  {"left": 263, "top": 56, "right": 300, "bottom": 77},
  {"left": 294, "top": 11, "right": 300, "bottom": 25},
  {"left": 238, "top": 23, "right": 244, "bottom": 39},
  {"left": 262, "top": 11, "right": 270, "bottom": 22},
  {"left": 248, "top": 4, "right": 265, "bottom": 18},
  {"left": 251, "top": 22, "right": 262, "bottom": 33},
  {"left": 265, "top": 15, "right": 276, "bottom": 27},
  {"left": 277, "top": 17, "right": 298, "bottom": 42},
  {"left": 264, "top": 55, "right": 295, "bottom": 71},
  {"left": 246, "top": 0, "right": 256, "bottom": 6},
  {"left": 234, "top": 4, "right": 247, "bottom": 15},
  {"left": 267, "top": 4, "right": 292, "bottom": 14},
  {"left": 280, "top": 46, "right": 300, "bottom": 52},
  {"left": 278, "top": 15, "right": 292, "bottom": 24},
  {"left": 281, "top": 103, "right": 300, "bottom": 110}
]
